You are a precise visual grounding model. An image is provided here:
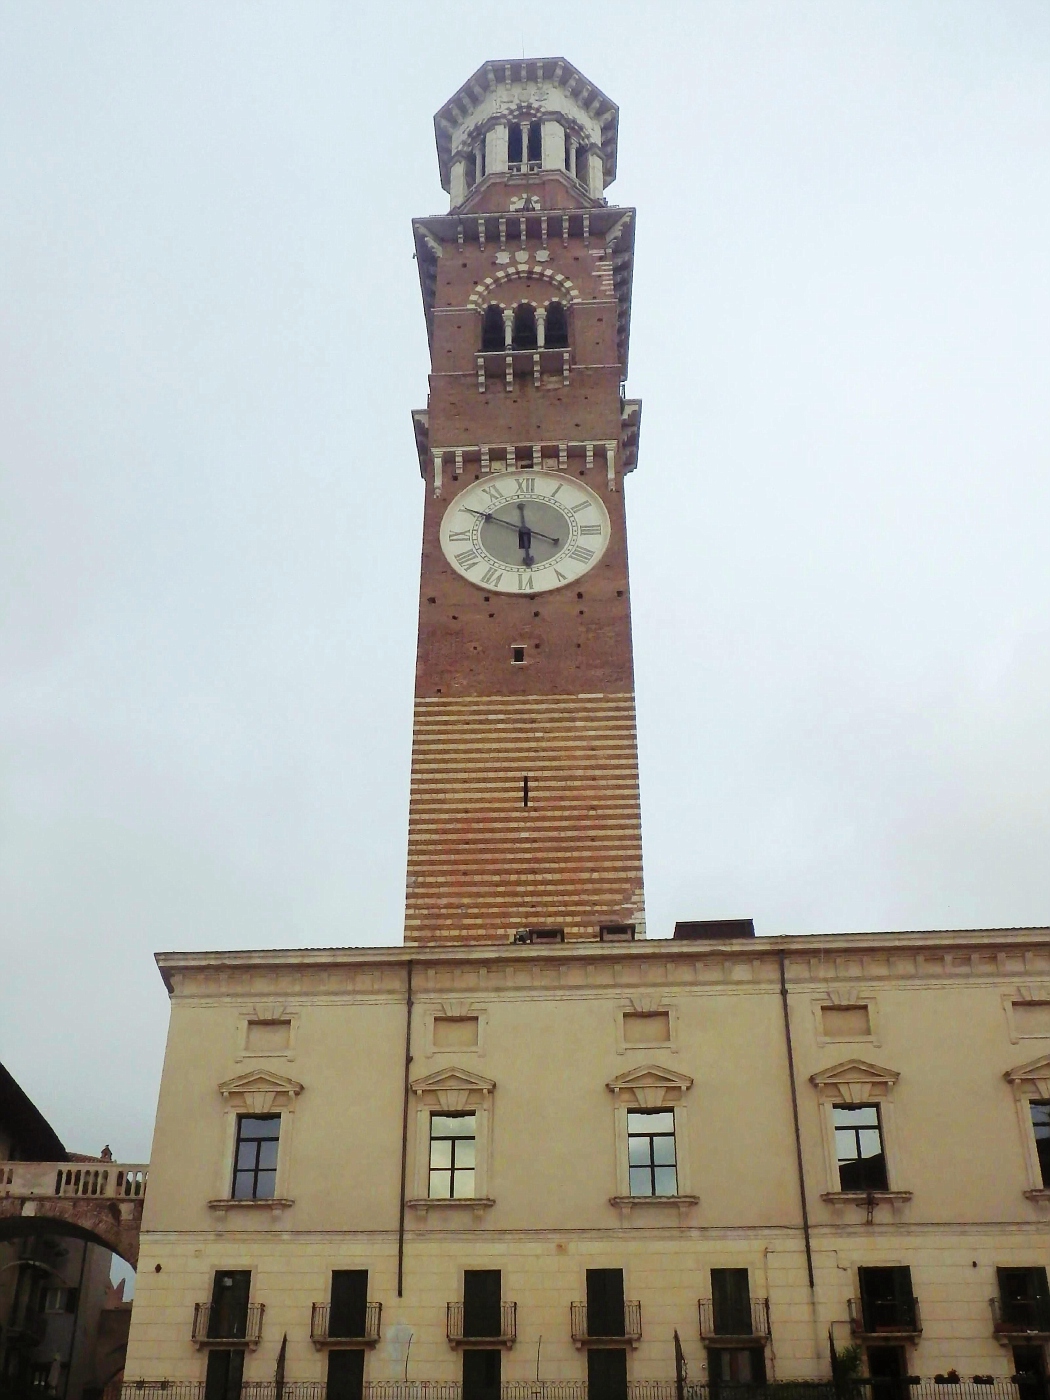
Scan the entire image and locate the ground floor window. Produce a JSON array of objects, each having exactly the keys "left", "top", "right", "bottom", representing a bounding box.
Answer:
[
  {"left": 1012, "top": 1345, "right": 1049, "bottom": 1400},
  {"left": 204, "top": 1349, "right": 243, "bottom": 1400},
  {"left": 587, "top": 1347, "right": 628, "bottom": 1400},
  {"left": 462, "top": 1349, "right": 500, "bottom": 1400},
  {"left": 867, "top": 1344, "right": 908, "bottom": 1400},
  {"left": 708, "top": 1346, "right": 766, "bottom": 1386},
  {"left": 327, "top": 1348, "right": 364, "bottom": 1400}
]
